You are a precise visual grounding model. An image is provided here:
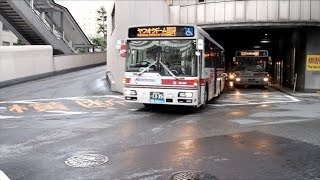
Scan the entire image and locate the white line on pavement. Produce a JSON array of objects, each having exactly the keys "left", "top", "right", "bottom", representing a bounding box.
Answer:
[
  {"left": 256, "top": 119, "right": 314, "bottom": 125},
  {"left": 0, "top": 115, "right": 23, "bottom": 120},
  {"left": 230, "top": 119, "right": 264, "bottom": 124},
  {"left": 230, "top": 118, "right": 315, "bottom": 126},
  {"left": 0, "top": 95, "right": 123, "bottom": 104},
  {"left": 283, "top": 94, "right": 300, "bottom": 102},
  {"left": 46, "top": 111, "right": 89, "bottom": 115},
  {"left": 208, "top": 100, "right": 299, "bottom": 107},
  {"left": 0, "top": 170, "right": 10, "bottom": 180}
]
